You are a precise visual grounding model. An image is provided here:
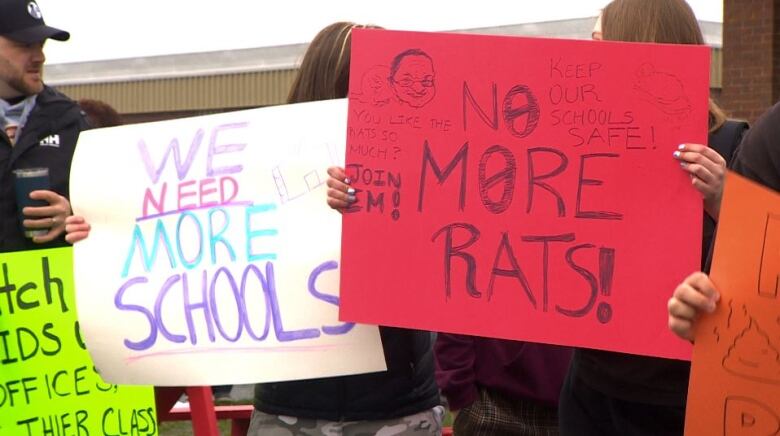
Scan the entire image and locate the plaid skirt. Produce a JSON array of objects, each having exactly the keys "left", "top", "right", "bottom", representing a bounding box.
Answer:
[{"left": 453, "top": 387, "right": 559, "bottom": 436}]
